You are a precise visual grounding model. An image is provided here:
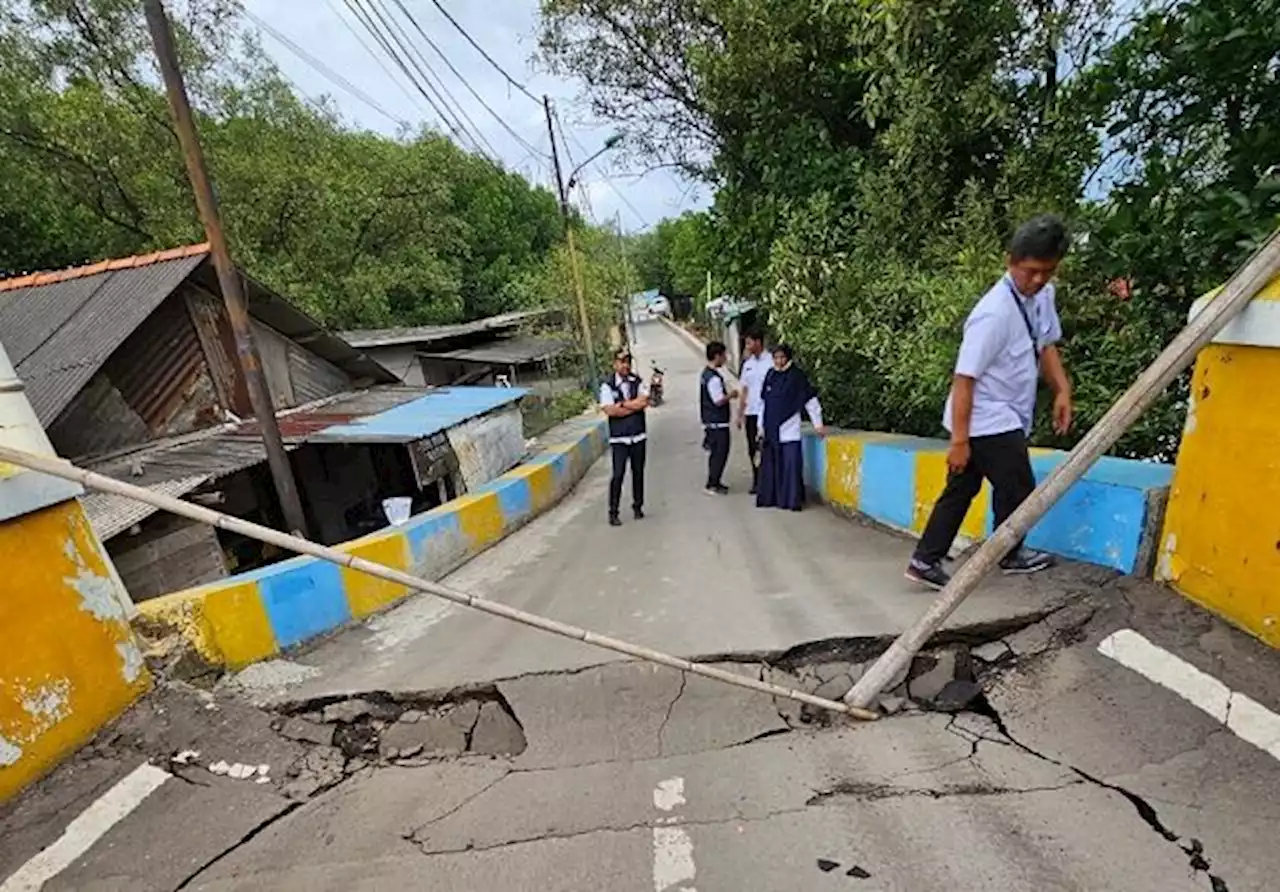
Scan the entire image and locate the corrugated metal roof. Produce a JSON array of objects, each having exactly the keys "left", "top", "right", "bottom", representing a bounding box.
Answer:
[
  {"left": 82, "top": 475, "right": 210, "bottom": 542},
  {"left": 339, "top": 309, "right": 550, "bottom": 349},
  {"left": 0, "top": 249, "right": 398, "bottom": 426},
  {"left": 421, "top": 336, "right": 571, "bottom": 366},
  {"left": 0, "top": 255, "right": 208, "bottom": 424},
  {"left": 81, "top": 385, "right": 521, "bottom": 538},
  {"left": 307, "top": 386, "right": 525, "bottom": 444}
]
